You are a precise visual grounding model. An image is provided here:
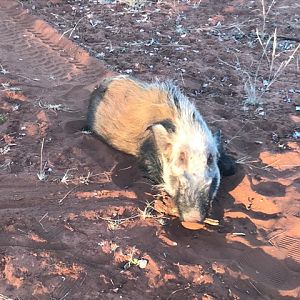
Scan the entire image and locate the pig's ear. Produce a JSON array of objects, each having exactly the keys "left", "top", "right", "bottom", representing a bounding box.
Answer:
[
  {"left": 215, "top": 130, "right": 237, "bottom": 177},
  {"left": 218, "top": 153, "right": 237, "bottom": 177},
  {"left": 150, "top": 124, "right": 173, "bottom": 162}
]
